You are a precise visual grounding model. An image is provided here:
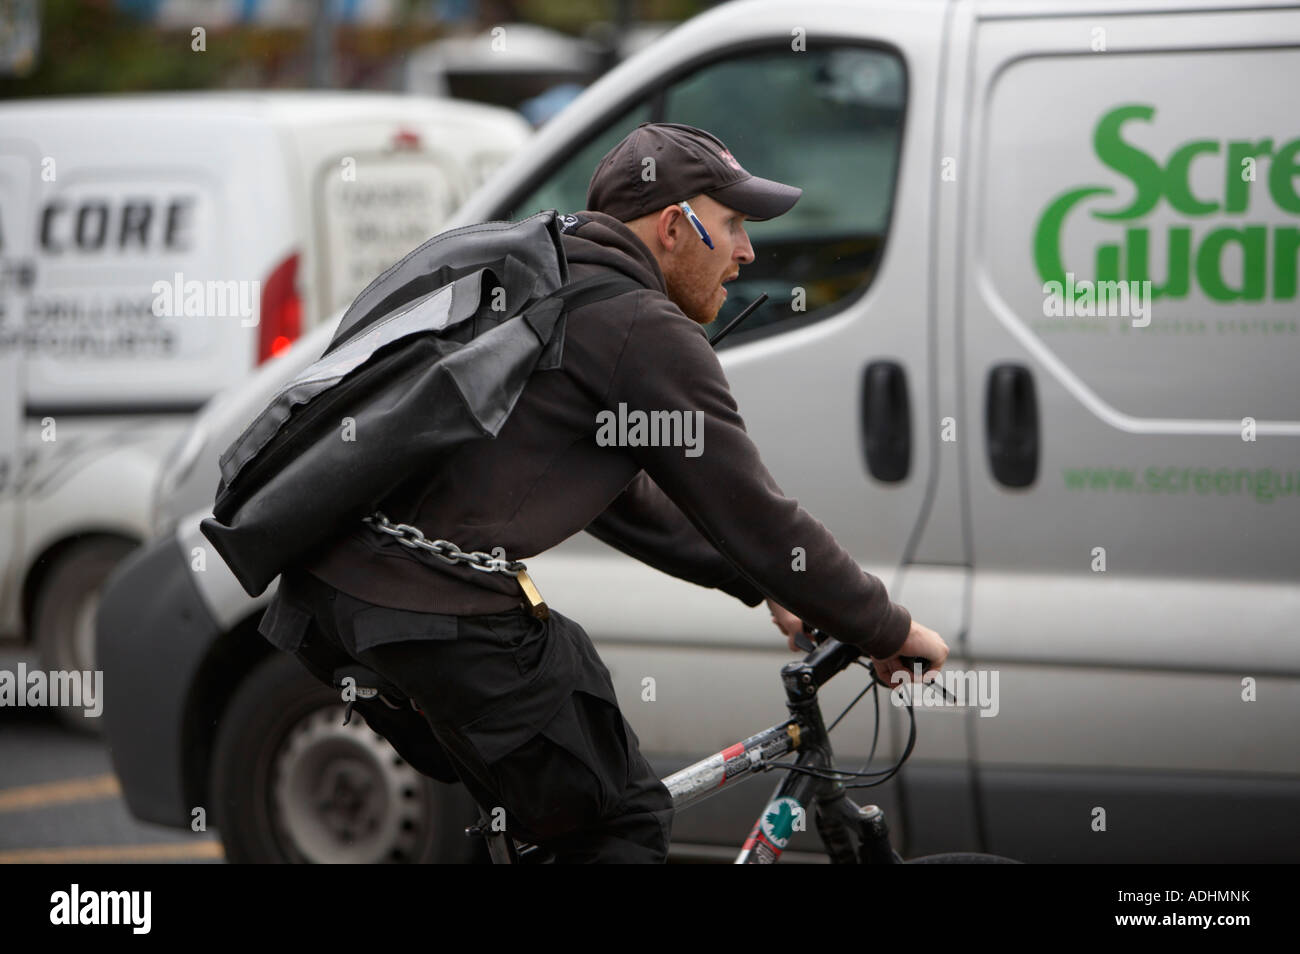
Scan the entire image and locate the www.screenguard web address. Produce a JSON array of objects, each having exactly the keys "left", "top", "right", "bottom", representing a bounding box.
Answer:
[{"left": 1063, "top": 465, "right": 1298, "bottom": 502}]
